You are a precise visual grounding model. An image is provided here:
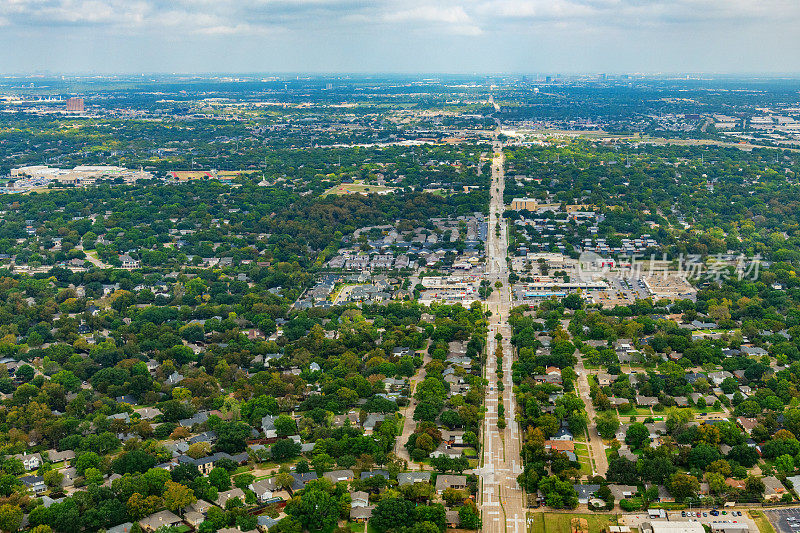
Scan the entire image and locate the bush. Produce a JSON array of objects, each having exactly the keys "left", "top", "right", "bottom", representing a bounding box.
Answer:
[{"left": 619, "top": 498, "right": 643, "bottom": 511}]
